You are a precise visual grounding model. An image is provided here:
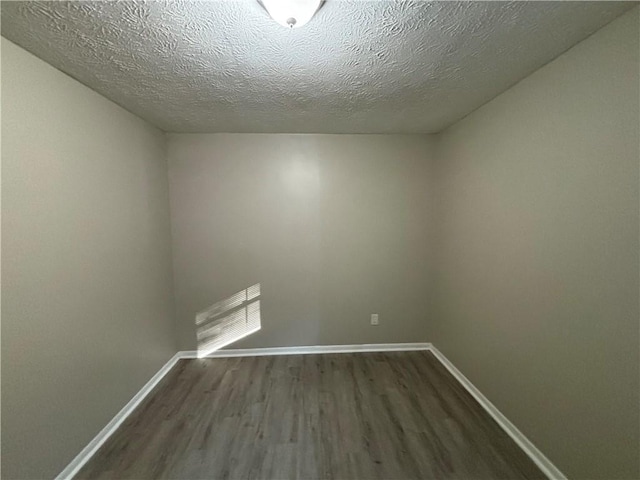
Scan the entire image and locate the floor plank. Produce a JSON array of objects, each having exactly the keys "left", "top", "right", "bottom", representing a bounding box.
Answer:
[{"left": 76, "top": 351, "right": 546, "bottom": 479}]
